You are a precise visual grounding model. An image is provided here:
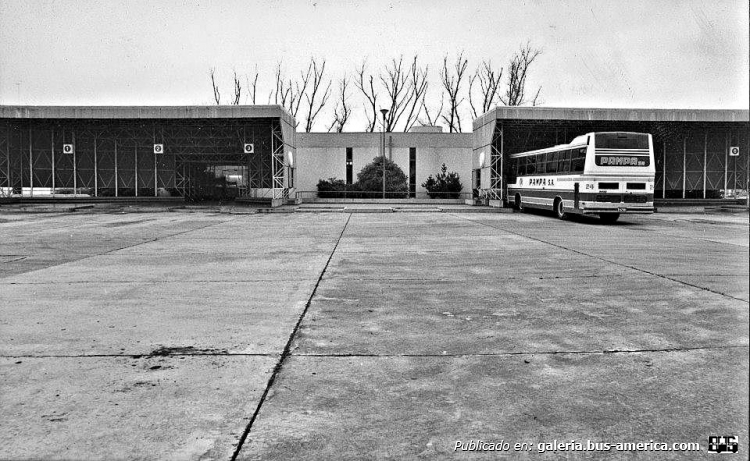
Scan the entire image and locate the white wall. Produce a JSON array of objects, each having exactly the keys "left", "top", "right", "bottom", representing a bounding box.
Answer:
[{"left": 296, "top": 133, "right": 473, "bottom": 194}]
